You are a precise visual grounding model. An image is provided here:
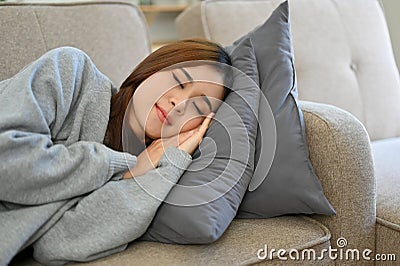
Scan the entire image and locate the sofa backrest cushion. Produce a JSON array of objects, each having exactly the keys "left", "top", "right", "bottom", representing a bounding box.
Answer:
[
  {"left": 177, "top": 0, "right": 400, "bottom": 141},
  {"left": 0, "top": 1, "right": 151, "bottom": 88}
]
